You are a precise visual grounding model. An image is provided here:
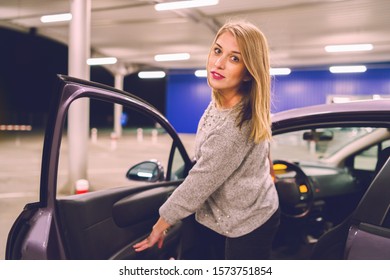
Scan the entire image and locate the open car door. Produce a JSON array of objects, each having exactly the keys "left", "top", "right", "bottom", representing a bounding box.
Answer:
[{"left": 6, "top": 75, "right": 197, "bottom": 260}]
